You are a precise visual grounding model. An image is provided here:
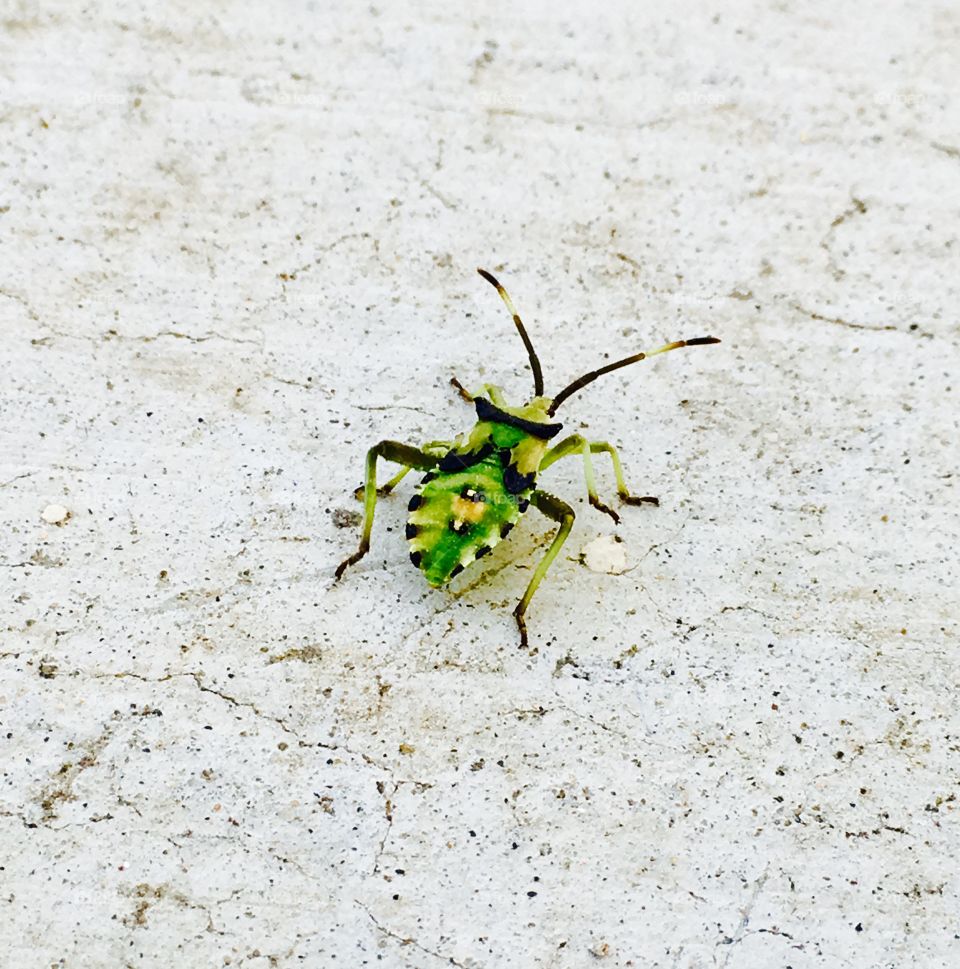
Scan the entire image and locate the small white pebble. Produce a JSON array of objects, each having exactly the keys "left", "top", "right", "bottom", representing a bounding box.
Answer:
[
  {"left": 580, "top": 534, "right": 629, "bottom": 574},
  {"left": 41, "top": 503, "right": 71, "bottom": 525},
  {"left": 764, "top": 431, "right": 779, "bottom": 443}
]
